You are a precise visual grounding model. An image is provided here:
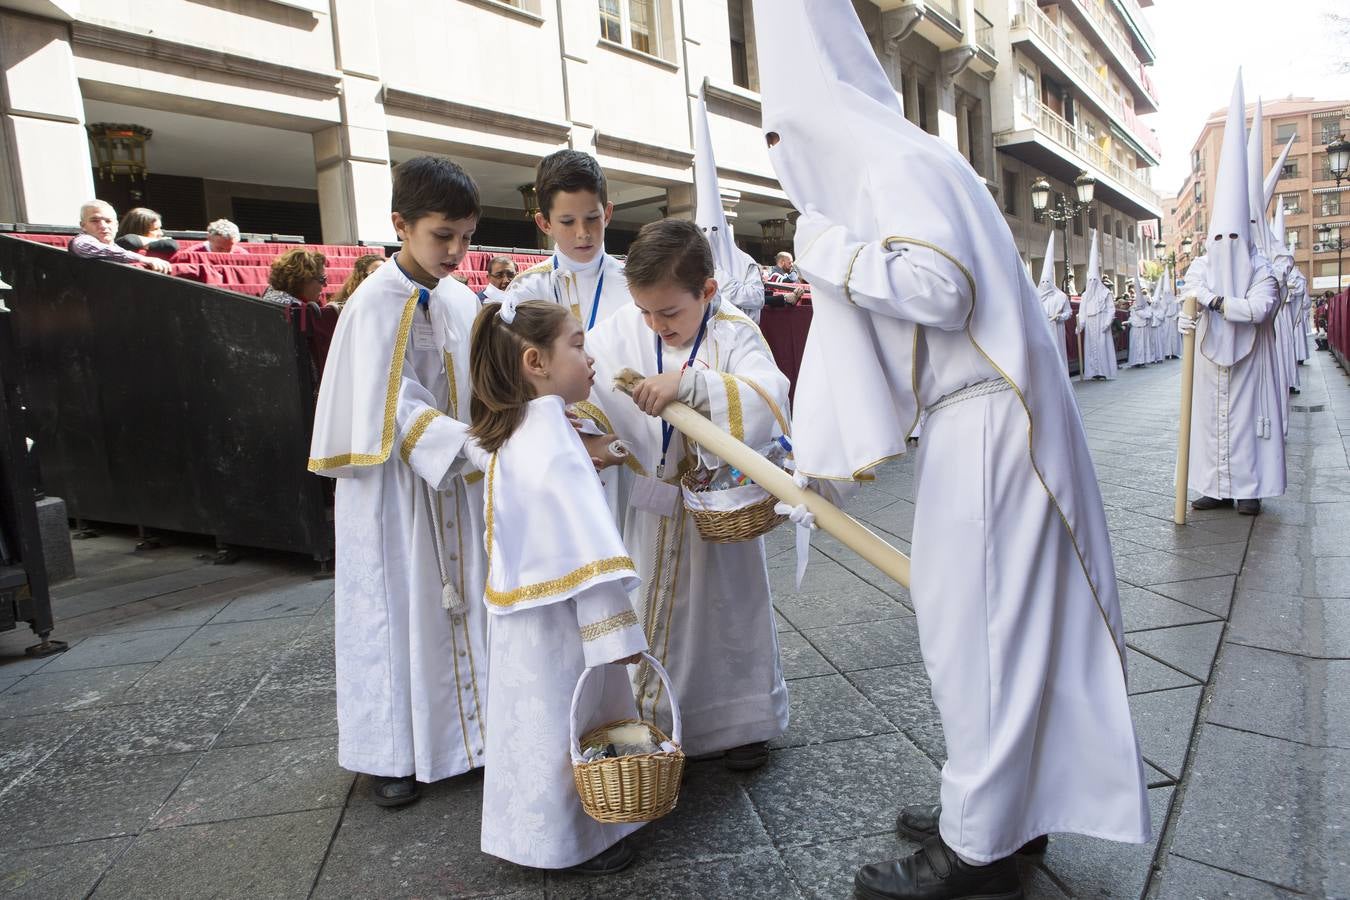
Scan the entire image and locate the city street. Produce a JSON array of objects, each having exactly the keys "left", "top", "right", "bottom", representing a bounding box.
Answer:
[{"left": 0, "top": 352, "right": 1345, "bottom": 899}]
